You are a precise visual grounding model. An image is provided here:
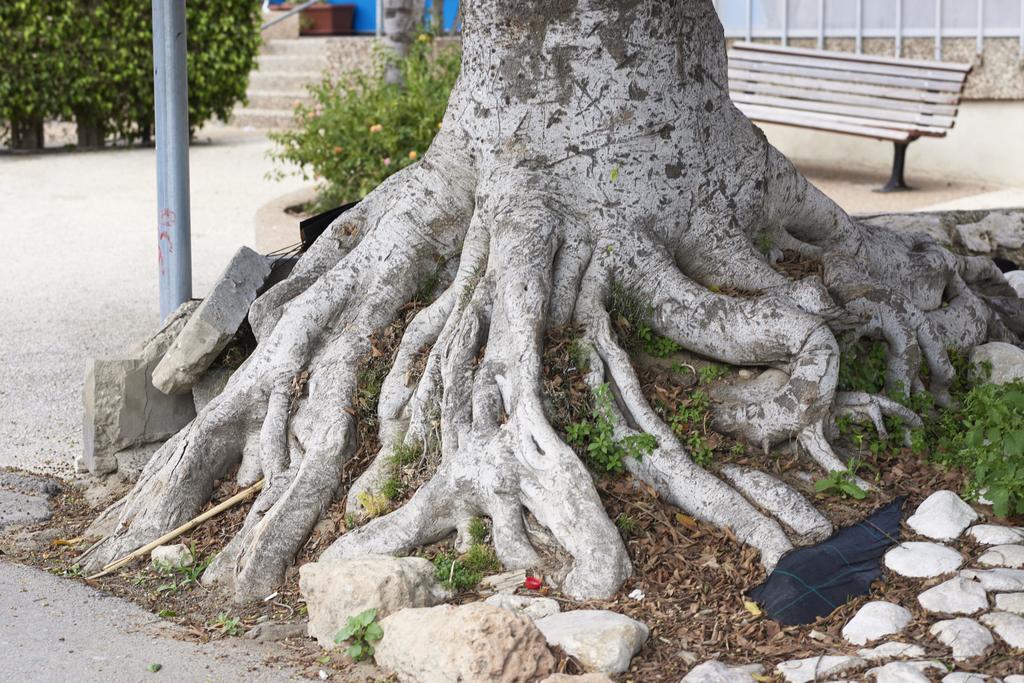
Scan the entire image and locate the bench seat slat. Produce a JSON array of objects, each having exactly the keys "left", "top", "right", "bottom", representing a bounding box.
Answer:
[
  {"left": 732, "top": 92, "right": 955, "bottom": 129},
  {"left": 727, "top": 49, "right": 967, "bottom": 83},
  {"left": 727, "top": 68, "right": 961, "bottom": 106},
  {"left": 728, "top": 57, "right": 965, "bottom": 93},
  {"left": 729, "top": 79, "right": 958, "bottom": 117},
  {"left": 736, "top": 105, "right": 914, "bottom": 142},
  {"left": 736, "top": 103, "right": 948, "bottom": 137},
  {"left": 730, "top": 41, "right": 972, "bottom": 74}
]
